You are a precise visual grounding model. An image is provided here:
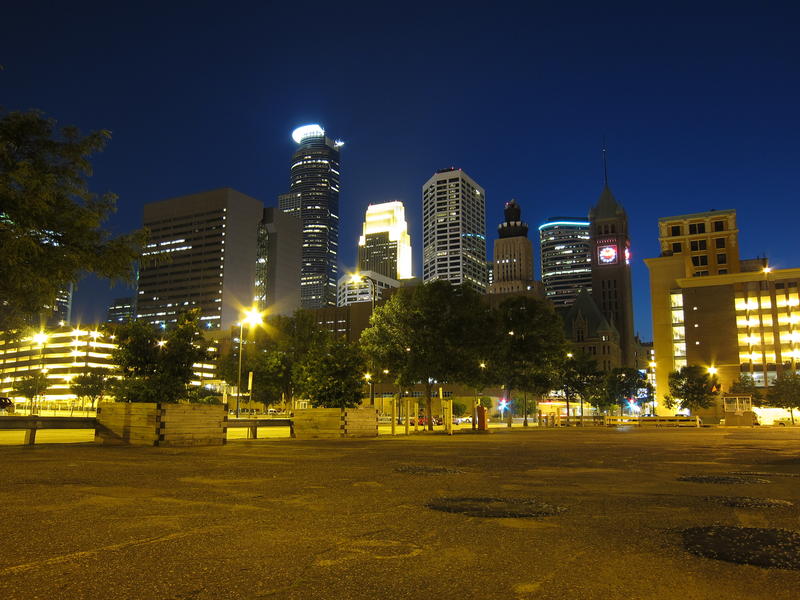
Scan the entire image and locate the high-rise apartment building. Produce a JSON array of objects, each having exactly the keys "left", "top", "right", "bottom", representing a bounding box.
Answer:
[
  {"left": 489, "top": 199, "right": 535, "bottom": 294},
  {"left": 357, "top": 201, "right": 412, "bottom": 280},
  {"left": 422, "top": 168, "right": 487, "bottom": 293},
  {"left": 279, "top": 124, "right": 342, "bottom": 309},
  {"left": 538, "top": 217, "right": 592, "bottom": 307},
  {"left": 136, "top": 188, "right": 264, "bottom": 331},
  {"left": 254, "top": 207, "right": 302, "bottom": 316},
  {"left": 589, "top": 185, "right": 636, "bottom": 366}
]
